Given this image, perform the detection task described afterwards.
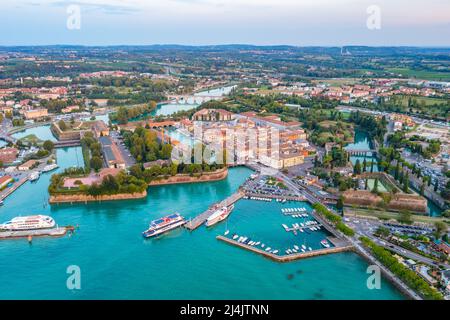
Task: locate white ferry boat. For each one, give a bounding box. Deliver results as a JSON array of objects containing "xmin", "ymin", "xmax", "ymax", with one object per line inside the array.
[
  {"xmin": 0, "ymin": 215, "xmax": 55, "ymax": 231},
  {"xmin": 142, "ymin": 213, "xmax": 186, "ymax": 238},
  {"xmin": 205, "ymin": 204, "xmax": 234, "ymax": 227},
  {"xmin": 28, "ymin": 171, "xmax": 40, "ymax": 182},
  {"xmin": 42, "ymin": 164, "xmax": 59, "ymax": 172}
]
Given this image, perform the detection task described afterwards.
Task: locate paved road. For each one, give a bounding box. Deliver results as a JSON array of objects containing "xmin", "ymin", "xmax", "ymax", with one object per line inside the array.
[{"xmin": 346, "ymin": 216, "xmax": 450, "ymax": 269}]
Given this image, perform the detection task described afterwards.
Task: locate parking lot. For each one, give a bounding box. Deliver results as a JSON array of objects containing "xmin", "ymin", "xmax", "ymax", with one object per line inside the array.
[{"xmin": 109, "ymin": 130, "xmax": 136, "ymax": 168}]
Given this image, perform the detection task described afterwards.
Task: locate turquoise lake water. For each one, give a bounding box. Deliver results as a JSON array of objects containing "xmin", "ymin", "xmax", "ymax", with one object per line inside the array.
[
  {"xmin": 0, "ymin": 144, "xmax": 404, "ymax": 299},
  {"xmin": 11, "ymin": 125, "xmax": 57, "ymax": 142}
]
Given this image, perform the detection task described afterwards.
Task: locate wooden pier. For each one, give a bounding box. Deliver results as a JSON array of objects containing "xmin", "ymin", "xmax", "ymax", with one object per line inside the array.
[
  {"xmin": 217, "ymin": 235, "xmax": 353, "ymax": 262},
  {"xmin": 0, "ymin": 226, "xmax": 74, "ymax": 240},
  {"xmin": 185, "ymin": 191, "xmax": 244, "ymax": 230}
]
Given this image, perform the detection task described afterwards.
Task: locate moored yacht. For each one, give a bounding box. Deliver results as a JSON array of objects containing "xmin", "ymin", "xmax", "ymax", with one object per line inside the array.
[
  {"xmin": 28, "ymin": 171, "xmax": 40, "ymax": 182},
  {"xmin": 42, "ymin": 164, "xmax": 59, "ymax": 172},
  {"xmin": 205, "ymin": 205, "xmax": 234, "ymax": 227}
]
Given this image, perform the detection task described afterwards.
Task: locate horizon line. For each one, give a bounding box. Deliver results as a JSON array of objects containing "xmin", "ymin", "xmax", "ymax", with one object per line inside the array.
[{"xmin": 1, "ymin": 43, "xmax": 450, "ymax": 49}]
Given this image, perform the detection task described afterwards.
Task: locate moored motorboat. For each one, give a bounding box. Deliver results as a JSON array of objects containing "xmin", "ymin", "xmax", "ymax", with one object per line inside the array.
[
  {"xmin": 321, "ymin": 239, "xmax": 330, "ymax": 248},
  {"xmin": 28, "ymin": 171, "xmax": 40, "ymax": 182}
]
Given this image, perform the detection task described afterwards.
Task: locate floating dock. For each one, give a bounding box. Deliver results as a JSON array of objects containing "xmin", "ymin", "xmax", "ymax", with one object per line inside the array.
[
  {"xmin": 0, "ymin": 226, "xmax": 74, "ymax": 240},
  {"xmin": 217, "ymin": 235, "xmax": 353, "ymax": 262},
  {"xmin": 185, "ymin": 191, "xmax": 244, "ymax": 230}
]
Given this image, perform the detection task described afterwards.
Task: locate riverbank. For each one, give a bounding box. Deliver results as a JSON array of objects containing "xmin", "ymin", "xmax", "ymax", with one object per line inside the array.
[
  {"xmin": 49, "ymin": 190, "xmax": 147, "ymax": 204},
  {"xmin": 148, "ymin": 167, "xmax": 228, "ymax": 186}
]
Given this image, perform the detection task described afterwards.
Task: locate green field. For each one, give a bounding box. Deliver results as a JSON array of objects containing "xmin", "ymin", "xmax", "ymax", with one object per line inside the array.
[
  {"xmin": 367, "ymin": 179, "xmax": 389, "ymax": 192},
  {"xmin": 387, "ymin": 68, "xmax": 450, "ymax": 81},
  {"xmin": 346, "ymin": 208, "xmax": 449, "ymax": 225},
  {"xmin": 19, "ymin": 134, "xmax": 43, "ymax": 145},
  {"xmin": 398, "ymin": 95, "xmax": 449, "ymax": 107}
]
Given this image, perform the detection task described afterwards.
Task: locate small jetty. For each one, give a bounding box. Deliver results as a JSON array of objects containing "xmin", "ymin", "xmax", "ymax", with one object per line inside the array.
[
  {"xmin": 217, "ymin": 235, "xmax": 353, "ymax": 262},
  {"xmin": 0, "ymin": 226, "xmax": 74, "ymax": 240},
  {"xmin": 185, "ymin": 191, "xmax": 244, "ymax": 230}
]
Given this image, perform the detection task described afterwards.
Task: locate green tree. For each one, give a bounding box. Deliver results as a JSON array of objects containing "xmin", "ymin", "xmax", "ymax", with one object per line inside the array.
[
  {"xmin": 373, "ymin": 178, "xmax": 379, "ymax": 193},
  {"xmin": 394, "ymin": 162, "xmax": 400, "ymax": 180},
  {"xmin": 116, "ymin": 106, "xmax": 128, "ymax": 125},
  {"xmin": 434, "ymin": 222, "xmax": 448, "ymax": 239},
  {"xmin": 58, "ymin": 120, "xmax": 67, "ymax": 131},
  {"xmin": 336, "ymin": 196, "xmax": 344, "ymax": 211},
  {"xmin": 375, "ymin": 226, "xmax": 390, "ymax": 238},
  {"xmin": 43, "ymin": 140, "xmax": 54, "ymax": 152},
  {"xmin": 90, "ymin": 156, "xmax": 103, "ymax": 172},
  {"xmin": 354, "ymin": 159, "xmax": 361, "ymax": 175},
  {"xmin": 398, "ymin": 210, "xmax": 413, "ymax": 225},
  {"xmin": 403, "ymin": 172, "xmax": 409, "ymax": 193}
]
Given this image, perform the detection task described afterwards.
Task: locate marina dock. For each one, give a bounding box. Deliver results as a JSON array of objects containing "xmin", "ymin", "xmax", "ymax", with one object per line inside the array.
[
  {"xmin": 244, "ymin": 193, "xmax": 306, "ymax": 202},
  {"xmin": 217, "ymin": 235, "xmax": 353, "ymax": 262},
  {"xmin": 185, "ymin": 190, "xmax": 244, "ymax": 230},
  {"xmin": 0, "ymin": 226, "xmax": 74, "ymax": 240}
]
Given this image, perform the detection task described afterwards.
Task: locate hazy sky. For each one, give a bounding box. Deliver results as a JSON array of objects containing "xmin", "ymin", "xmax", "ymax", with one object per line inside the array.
[{"xmin": 1, "ymin": 0, "xmax": 449, "ymax": 46}]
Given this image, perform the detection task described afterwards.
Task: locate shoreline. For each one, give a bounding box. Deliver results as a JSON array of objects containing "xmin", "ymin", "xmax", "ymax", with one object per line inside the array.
[
  {"xmin": 49, "ymin": 190, "xmax": 147, "ymax": 204},
  {"xmin": 353, "ymin": 243, "xmax": 420, "ymax": 300},
  {"xmin": 148, "ymin": 167, "xmax": 228, "ymax": 186}
]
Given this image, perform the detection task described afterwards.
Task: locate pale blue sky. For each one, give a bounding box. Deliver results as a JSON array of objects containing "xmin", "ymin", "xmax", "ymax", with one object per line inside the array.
[{"xmin": 1, "ymin": 0, "xmax": 449, "ymax": 46}]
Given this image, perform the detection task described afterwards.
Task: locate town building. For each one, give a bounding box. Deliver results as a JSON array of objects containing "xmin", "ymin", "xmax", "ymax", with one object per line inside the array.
[
  {"xmin": 17, "ymin": 159, "xmax": 38, "ymax": 171},
  {"xmin": 192, "ymin": 108, "xmax": 234, "ymax": 122},
  {"xmin": 61, "ymin": 105, "xmax": 80, "ymax": 113},
  {"xmin": 23, "ymin": 108, "xmax": 48, "ymax": 120},
  {"xmin": 92, "ymin": 120, "xmax": 110, "ymax": 138},
  {"xmin": 0, "ymin": 148, "xmax": 19, "ymax": 164},
  {"xmin": 99, "ymin": 136, "xmax": 126, "ymax": 169}
]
